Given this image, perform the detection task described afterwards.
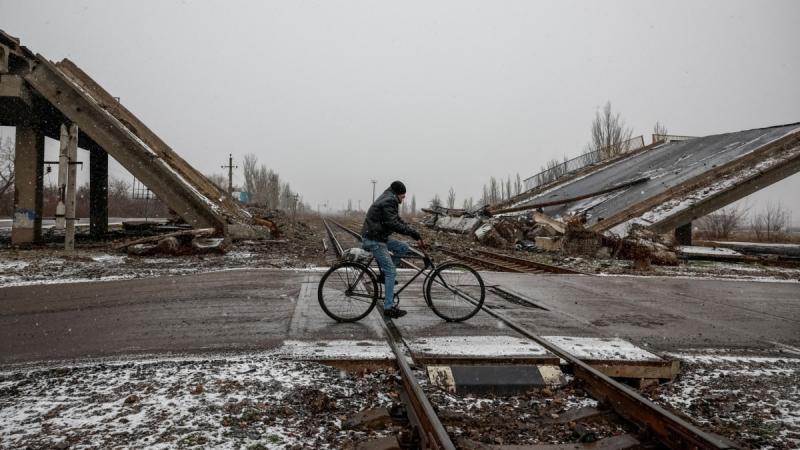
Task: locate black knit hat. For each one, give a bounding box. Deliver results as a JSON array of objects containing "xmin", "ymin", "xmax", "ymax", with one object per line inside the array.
[{"xmin": 390, "ymin": 181, "xmax": 407, "ymax": 195}]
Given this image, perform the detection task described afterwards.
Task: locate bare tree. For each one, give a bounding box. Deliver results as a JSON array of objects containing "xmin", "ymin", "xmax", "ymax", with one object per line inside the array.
[
  {"xmin": 653, "ymin": 121, "xmax": 668, "ymax": 143},
  {"xmin": 514, "ymin": 173, "xmax": 522, "ymax": 195},
  {"xmin": 697, "ymin": 205, "xmax": 748, "ymax": 239},
  {"xmin": 589, "ymin": 101, "xmax": 633, "ymax": 159},
  {"xmin": 410, "ymin": 195, "xmax": 417, "ymax": 216},
  {"xmin": 462, "ymin": 197, "xmax": 474, "ymax": 210},
  {"xmin": 108, "ymin": 177, "xmax": 130, "ymax": 202},
  {"xmin": 429, "ymin": 194, "xmax": 442, "ymax": 209},
  {"xmin": 0, "ymin": 136, "xmax": 14, "ymax": 197},
  {"xmin": 206, "ymin": 173, "xmax": 228, "ymax": 191},
  {"xmin": 243, "ymin": 153, "xmax": 297, "ymax": 209},
  {"xmin": 446, "ymin": 187, "xmax": 456, "ymax": 209},
  {"xmin": 489, "ymin": 177, "xmax": 499, "ymax": 205},
  {"xmin": 751, "ymin": 202, "xmax": 790, "ymax": 242}
]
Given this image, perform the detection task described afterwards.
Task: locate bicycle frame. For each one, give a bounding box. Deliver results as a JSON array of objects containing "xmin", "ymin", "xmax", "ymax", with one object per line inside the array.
[{"xmin": 353, "ymin": 250, "xmax": 434, "ymax": 303}]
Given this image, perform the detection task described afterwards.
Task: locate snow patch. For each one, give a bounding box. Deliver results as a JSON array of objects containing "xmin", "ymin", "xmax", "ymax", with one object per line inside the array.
[
  {"xmin": 407, "ymin": 335, "xmax": 551, "ymax": 357},
  {"xmin": 543, "ymin": 336, "xmax": 663, "ymax": 361}
]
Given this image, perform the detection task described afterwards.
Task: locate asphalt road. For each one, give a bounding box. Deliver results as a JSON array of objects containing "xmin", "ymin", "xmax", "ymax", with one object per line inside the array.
[{"xmin": 1, "ymin": 270, "xmax": 798, "ymax": 366}]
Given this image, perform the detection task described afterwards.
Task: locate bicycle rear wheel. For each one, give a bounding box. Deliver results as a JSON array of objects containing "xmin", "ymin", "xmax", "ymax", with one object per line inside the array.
[
  {"xmin": 425, "ymin": 262, "xmax": 485, "ymax": 322},
  {"xmin": 318, "ymin": 262, "xmax": 379, "ymax": 322}
]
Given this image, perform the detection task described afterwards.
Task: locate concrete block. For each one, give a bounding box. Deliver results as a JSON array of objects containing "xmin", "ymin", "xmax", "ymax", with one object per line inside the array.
[
  {"xmin": 225, "ymin": 223, "xmax": 272, "ymax": 240},
  {"xmin": 533, "ymin": 211, "xmax": 566, "ymax": 234},
  {"xmin": 535, "ymin": 236, "xmax": 563, "ymax": 252},
  {"xmin": 435, "ymin": 216, "xmax": 482, "ymax": 234},
  {"xmin": 475, "ymin": 223, "xmax": 507, "ymax": 248}
]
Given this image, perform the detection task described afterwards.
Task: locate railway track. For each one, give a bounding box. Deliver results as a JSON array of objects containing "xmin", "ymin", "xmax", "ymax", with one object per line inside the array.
[
  {"xmin": 321, "ymin": 217, "xmax": 734, "ymax": 449},
  {"xmin": 439, "ymin": 247, "xmax": 580, "ymax": 274},
  {"xmin": 322, "ymin": 218, "xmax": 456, "ymax": 449}
]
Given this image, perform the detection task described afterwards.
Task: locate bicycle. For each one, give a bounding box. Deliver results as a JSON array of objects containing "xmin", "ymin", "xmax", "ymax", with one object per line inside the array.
[{"xmin": 317, "ymin": 245, "xmax": 485, "ymax": 322}]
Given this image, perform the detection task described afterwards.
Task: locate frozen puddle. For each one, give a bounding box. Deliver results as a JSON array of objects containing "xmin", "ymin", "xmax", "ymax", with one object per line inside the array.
[
  {"xmin": 543, "ymin": 336, "xmax": 664, "ymax": 362},
  {"xmin": 277, "ymin": 339, "xmax": 393, "ymax": 360}
]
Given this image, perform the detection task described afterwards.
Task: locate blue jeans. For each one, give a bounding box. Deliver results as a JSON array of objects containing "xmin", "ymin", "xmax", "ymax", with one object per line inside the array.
[{"xmin": 362, "ymin": 238, "xmax": 409, "ymax": 309}]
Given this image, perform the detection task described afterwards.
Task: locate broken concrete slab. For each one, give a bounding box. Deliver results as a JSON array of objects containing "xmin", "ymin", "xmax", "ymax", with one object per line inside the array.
[
  {"xmin": 475, "ymin": 222, "xmax": 508, "ymax": 248},
  {"xmin": 532, "ymin": 211, "xmax": 566, "ymax": 234},
  {"xmin": 435, "ymin": 215, "xmax": 483, "ymax": 234},
  {"xmin": 535, "ymin": 236, "xmax": 563, "ymax": 252},
  {"xmin": 225, "ymin": 223, "xmax": 273, "ymax": 241}
]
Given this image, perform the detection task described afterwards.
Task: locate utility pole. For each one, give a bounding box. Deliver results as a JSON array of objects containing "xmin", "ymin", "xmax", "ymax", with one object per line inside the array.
[
  {"xmin": 221, "ymin": 154, "xmax": 237, "ymax": 195},
  {"xmin": 292, "ymin": 193, "xmax": 299, "ymax": 220},
  {"xmin": 371, "ymin": 179, "xmax": 377, "ymax": 202}
]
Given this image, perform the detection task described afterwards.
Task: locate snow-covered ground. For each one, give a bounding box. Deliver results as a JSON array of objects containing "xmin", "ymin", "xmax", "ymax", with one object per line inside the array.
[
  {"xmin": 654, "ymin": 351, "xmax": 800, "ymax": 448},
  {"xmin": 0, "ymin": 352, "xmax": 399, "ymax": 449}
]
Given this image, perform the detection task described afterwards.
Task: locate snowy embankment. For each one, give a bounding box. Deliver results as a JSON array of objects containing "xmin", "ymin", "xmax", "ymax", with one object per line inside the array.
[{"xmin": 0, "ymin": 352, "xmax": 397, "ymax": 449}]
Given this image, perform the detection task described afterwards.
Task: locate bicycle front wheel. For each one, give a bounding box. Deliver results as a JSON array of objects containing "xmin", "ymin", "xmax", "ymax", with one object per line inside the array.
[
  {"xmin": 425, "ymin": 262, "xmax": 485, "ymax": 322},
  {"xmin": 318, "ymin": 262, "xmax": 379, "ymax": 322}
]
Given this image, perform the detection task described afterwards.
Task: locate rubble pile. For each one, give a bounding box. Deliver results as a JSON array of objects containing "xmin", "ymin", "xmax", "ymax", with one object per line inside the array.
[
  {"xmin": 118, "ymin": 228, "xmax": 231, "ymax": 256},
  {"xmin": 423, "ymin": 211, "xmax": 678, "ymax": 267}
]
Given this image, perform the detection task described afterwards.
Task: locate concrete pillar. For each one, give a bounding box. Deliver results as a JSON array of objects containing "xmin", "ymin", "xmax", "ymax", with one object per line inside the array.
[
  {"xmin": 674, "ymin": 221, "xmax": 692, "ymax": 246},
  {"xmin": 64, "ymin": 124, "xmax": 79, "ymax": 251},
  {"xmin": 89, "ymin": 145, "xmax": 108, "ymax": 238},
  {"xmin": 11, "ymin": 126, "xmax": 44, "ymax": 244}
]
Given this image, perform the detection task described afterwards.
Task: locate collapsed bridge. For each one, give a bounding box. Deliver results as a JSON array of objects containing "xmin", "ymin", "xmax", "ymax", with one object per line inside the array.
[
  {"xmin": 0, "ymin": 30, "xmax": 257, "ymax": 245},
  {"xmin": 489, "ymin": 122, "xmax": 800, "ymax": 244}
]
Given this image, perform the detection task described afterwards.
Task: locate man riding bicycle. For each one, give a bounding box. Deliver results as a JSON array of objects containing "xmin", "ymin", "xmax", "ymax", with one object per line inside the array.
[{"xmin": 361, "ymin": 181, "xmax": 423, "ymax": 319}]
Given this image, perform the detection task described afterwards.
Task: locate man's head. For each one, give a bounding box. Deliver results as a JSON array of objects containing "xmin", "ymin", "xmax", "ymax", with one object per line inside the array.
[{"xmin": 390, "ymin": 181, "xmax": 406, "ymax": 203}]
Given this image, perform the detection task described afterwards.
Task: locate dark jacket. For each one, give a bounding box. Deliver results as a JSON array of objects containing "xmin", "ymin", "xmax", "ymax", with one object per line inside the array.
[{"xmin": 361, "ymin": 189, "xmax": 420, "ymax": 242}]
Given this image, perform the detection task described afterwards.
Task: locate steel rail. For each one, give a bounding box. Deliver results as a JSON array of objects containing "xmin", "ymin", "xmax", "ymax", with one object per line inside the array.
[
  {"xmin": 320, "ymin": 217, "xmax": 456, "ymax": 449},
  {"xmin": 322, "ymin": 219, "xmax": 733, "ymax": 448},
  {"xmin": 472, "ymin": 249, "xmax": 582, "ymax": 274},
  {"xmin": 439, "ymin": 248, "xmax": 526, "ymax": 273},
  {"xmin": 321, "ymin": 218, "xmax": 343, "ymax": 257},
  {"xmin": 457, "ymin": 291, "xmax": 735, "ymax": 449}
]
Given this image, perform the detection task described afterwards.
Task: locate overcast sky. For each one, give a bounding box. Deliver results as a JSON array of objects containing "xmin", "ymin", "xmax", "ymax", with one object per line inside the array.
[{"xmin": 2, "ymin": 0, "xmax": 799, "ymax": 218}]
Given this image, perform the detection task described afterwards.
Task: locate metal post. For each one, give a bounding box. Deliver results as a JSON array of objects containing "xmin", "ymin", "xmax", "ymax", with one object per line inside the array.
[
  {"xmin": 64, "ymin": 123, "xmax": 79, "ymax": 251},
  {"xmin": 371, "ymin": 179, "xmax": 376, "ymax": 202},
  {"xmin": 55, "ymin": 125, "xmax": 69, "ymax": 230}
]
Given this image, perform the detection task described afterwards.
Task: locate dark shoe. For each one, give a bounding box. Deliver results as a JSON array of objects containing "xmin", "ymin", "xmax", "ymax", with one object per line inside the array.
[{"xmin": 384, "ymin": 307, "xmax": 407, "ymax": 319}]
